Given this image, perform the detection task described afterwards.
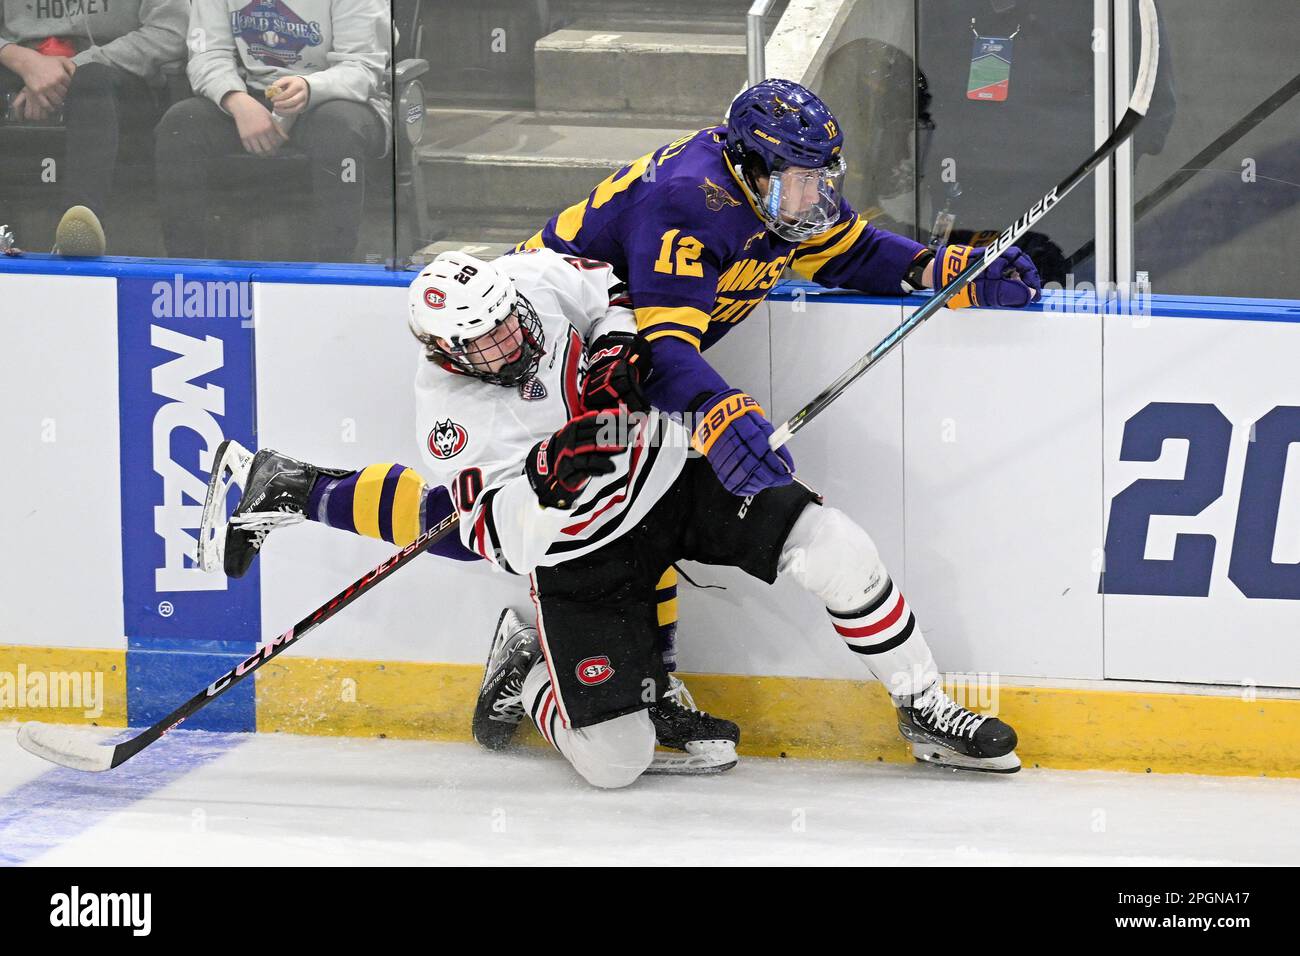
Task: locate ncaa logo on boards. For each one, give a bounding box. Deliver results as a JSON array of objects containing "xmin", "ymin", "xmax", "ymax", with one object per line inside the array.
[
  {"xmin": 424, "ymin": 287, "xmax": 446, "ymax": 310},
  {"xmin": 149, "ymin": 321, "xmax": 228, "ymax": 593},
  {"xmin": 576, "ymin": 656, "xmax": 615, "ymax": 686}
]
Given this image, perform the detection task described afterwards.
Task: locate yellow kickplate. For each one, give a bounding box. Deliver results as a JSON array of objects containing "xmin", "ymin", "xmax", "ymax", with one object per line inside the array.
[
  {"xmin": 255, "ymin": 657, "xmax": 1300, "ymax": 778},
  {"xmin": 0, "ymin": 644, "xmax": 126, "ymax": 727}
]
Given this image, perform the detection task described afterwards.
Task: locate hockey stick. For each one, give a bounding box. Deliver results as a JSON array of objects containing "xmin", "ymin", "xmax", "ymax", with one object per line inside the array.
[
  {"xmin": 17, "ymin": 511, "xmax": 460, "ymax": 772},
  {"xmin": 769, "ymin": 0, "xmax": 1161, "ymax": 450}
]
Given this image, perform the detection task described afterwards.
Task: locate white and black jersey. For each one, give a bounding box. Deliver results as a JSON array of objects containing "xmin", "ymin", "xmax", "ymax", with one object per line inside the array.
[{"xmin": 414, "ymin": 248, "xmax": 689, "ymax": 574}]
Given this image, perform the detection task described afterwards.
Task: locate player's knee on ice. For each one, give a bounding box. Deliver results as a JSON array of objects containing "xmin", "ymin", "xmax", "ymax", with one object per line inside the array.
[
  {"xmin": 566, "ymin": 711, "xmax": 656, "ymax": 790},
  {"xmin": 779, "ymin": 505, "xmax": 888, "ymax": 612}
]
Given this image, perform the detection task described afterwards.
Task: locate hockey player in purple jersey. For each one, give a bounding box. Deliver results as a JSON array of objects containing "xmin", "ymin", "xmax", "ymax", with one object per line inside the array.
[
  {"xmin": 519, "ymin": 78, "xmax": 1041, "ymax": 497},
  {"xmin": 513, "ymin": 79, "xmax": 1039, "ymax": 767}
]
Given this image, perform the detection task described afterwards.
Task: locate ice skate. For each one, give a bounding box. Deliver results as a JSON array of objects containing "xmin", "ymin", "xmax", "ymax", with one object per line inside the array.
[
  {"xmin": 472, "ymin": 608, "xmax": 539, "ymax": 751},
  {"xmin": 895, "ymin": 681, "xmax": 1020, "ymax": 773},
  {"xmin": 645, "ymin": 674, "xmax": 740, "ymax": 775},
  {"xmin": 198, "ymin": 440, "xmax": 349, "ymax": 578}
]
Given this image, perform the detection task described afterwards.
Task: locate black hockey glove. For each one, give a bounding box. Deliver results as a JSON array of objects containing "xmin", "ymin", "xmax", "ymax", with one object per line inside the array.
[
  {"xmin": 526, "ymin": 409, "xmax": 629, "ymax": 509},
  {"xmin": 582, "ymin": 332, "xmax": 653, "ymax": 413}
]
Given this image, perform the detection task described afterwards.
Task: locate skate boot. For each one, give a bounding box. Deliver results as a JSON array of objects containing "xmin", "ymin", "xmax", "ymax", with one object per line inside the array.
[
  {"xmin": 472, "ymin": 608, "xmax": 539, "ymax": 751},
  {"xmin": 645, "ymin": 674, "xmax": 740, "ymax": 775},
  {"xmin": 894, "ymin": 680, "xmax": 1020, "ymax": 773},
  {"xmin": 198, "ymin": 440, "xmax": 350, "ymax": 578}
]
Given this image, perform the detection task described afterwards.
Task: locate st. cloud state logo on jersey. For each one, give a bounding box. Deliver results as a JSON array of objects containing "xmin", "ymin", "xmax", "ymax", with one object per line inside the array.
[
  {"xmin": 428, "ymin": 419, "xmax": 468, "ymax": 459},
  {"xmin": 575, "ymin": 656, "xmax": 615, "ymax": 686}
]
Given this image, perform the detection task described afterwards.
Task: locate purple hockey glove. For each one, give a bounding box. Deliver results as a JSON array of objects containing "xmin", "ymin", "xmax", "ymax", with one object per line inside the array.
[
  {"xmin": 691, "ymin": 389, "xmax": 794, "ymax": 497},
  {"xmin": 934, "ymin": 243, "xmax": 1042, "ymax": 308}
]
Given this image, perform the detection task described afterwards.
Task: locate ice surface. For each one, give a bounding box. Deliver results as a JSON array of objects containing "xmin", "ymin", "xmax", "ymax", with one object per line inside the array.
[{"xmin": 2, "ymin": 724, "xmax": 1296, "ymax": 866}]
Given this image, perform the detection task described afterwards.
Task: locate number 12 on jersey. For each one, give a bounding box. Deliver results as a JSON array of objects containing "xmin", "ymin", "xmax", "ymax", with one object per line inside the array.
[{"xmin": 654, "ymin": 229, "xmax": 705, "ymax": 278}]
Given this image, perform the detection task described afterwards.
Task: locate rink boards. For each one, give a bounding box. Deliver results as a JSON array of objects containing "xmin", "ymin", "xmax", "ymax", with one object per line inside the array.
[{"xmin": 1, "ymin": 257, "xmax": 1298, "ymax": 776}]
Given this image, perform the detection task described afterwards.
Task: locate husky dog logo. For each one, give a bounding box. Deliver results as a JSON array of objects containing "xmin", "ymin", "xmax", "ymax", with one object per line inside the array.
[
  {"xmin": 427, "ymin": 419, "xmax": 468, "ymax": 459},
  {"xmin": 575, "ymin": 656, "xmax": 615, "ymax": 686},
  {"xmin": 700, "ymin": 177, "xmax": 741, "ymax": 212}
]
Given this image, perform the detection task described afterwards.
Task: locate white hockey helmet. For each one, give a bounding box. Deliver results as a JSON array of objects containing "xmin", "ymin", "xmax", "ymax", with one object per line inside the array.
[{"xmin": 407, "ymin": 251, "xmax": 544, "ymax": 386}]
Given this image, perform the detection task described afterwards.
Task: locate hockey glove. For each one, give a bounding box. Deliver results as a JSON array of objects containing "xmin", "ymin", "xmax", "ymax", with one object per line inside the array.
[
  {"xmin": 526, "ymin": 409, "xmax": 629, "ymax": 509},
  {"xmin": 692, "ymin": 389, "xmax": 794, "ymax": 497},
  {"xmin": 931, "ymin": 244, "xmax": 1042, "ymax": 308},
  {"xmin": 583, "ymin": 332, "xmax": 653, "ymax": 413}
]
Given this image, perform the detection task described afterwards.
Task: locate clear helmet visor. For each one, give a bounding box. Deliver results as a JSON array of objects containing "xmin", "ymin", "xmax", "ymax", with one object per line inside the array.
[{"xmin": 762, "ymin": 156, "xmax": 847, "ymax": 242}]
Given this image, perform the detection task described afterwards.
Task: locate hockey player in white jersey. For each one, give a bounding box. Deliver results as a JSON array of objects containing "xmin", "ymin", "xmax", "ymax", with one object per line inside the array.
[
  {"xmin": 206, "ymin": 248, "xmax": 1020, "ymax": 785},
  {"xmin": 200, "ymin": 247, "xmax": 741, "ymax": 772}
]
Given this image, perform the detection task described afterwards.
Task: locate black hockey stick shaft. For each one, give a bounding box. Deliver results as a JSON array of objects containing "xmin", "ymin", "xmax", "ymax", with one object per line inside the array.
[
  {"xmin": 104, "ymin": 512, "xmax": 460, "ymax": 769},
  {"xmin": 1066, "ymin": 69, "xmax": 1300, "ymax": 270},
  {"xmin": 770, "ymin": 0, "xmax": 1160, "ymax": 451}
]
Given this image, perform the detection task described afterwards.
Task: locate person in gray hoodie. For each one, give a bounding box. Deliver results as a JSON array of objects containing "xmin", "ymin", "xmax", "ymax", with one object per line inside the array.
[
  {"xmin": 155, "ymin": 0, "xmax": 391, "ymax": 262},
  {"xmin": 0, "ymin": 0, "xmax": 187, "ymax": 245}
]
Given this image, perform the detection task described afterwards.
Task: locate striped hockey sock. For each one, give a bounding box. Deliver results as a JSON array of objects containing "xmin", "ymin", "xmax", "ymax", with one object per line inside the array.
[
  {"xmin": 305, "ymin": 463, "xmax": 478, "ymax": 561},
  {"xmin": 829, "ymin": 576, "xmax": 937, "ymax": 698},
  {"xmin": 307, "ymin": 463, "xmax": 426, "ymax": 545},
  {"xmin": 655, "ymin": 566, "xmax": 679, "ymax": 672},
  {"xmin": 522, "ymin": 658, "xmax": 566, "ymax": 755}
]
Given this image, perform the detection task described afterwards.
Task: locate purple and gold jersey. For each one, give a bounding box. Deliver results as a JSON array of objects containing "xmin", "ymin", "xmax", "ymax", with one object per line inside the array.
[{"xmin": 517, "ymin": 126, "xmax": 926, "ymax": 412}]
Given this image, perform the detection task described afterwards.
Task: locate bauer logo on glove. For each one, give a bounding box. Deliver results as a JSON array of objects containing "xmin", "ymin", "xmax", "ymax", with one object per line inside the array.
[
  {"xmin": 692, "ymin": 391, "xmax": 763, "ymax": 455},
  {"xmin": 932, "ymin": 243, "xmax": 1042, "ymax": 309},
  {"xmin": 690, "ymin": 389, "xmax": 794, "ymax": 497}
]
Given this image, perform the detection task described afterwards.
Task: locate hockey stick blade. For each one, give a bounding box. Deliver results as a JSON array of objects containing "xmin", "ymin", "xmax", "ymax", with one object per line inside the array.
[
  {"xmin": 15, "ymin": 511, "xmax": 461, "ymax": 772},
  {"xmin": 17, "ymin": 721, "xmax": 115, "ymax": 772},
  {"xmin": 770, "ymin": 0, "xmax": 1159, "ymax": 451}
]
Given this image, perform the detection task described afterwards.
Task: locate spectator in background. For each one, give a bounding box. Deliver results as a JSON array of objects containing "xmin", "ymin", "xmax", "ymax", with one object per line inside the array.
[
  {"xmin": 155, "ymin": 0, "xmax": 391, "ymax": 262},
  {"xmin": 0, "ymin": 0, "xmax": 187, "ymax": 252}
]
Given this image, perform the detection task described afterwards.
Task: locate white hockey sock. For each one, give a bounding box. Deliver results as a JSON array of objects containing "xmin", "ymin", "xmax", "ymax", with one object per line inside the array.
[{"xmin": 780, "ymin": 504, "xmax": 938, "ymax": 698}]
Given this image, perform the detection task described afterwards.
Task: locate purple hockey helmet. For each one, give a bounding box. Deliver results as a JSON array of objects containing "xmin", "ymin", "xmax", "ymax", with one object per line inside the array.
[{"xmin": 724, "ymin": 79, "xmax": 846, "ymax": 241}]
